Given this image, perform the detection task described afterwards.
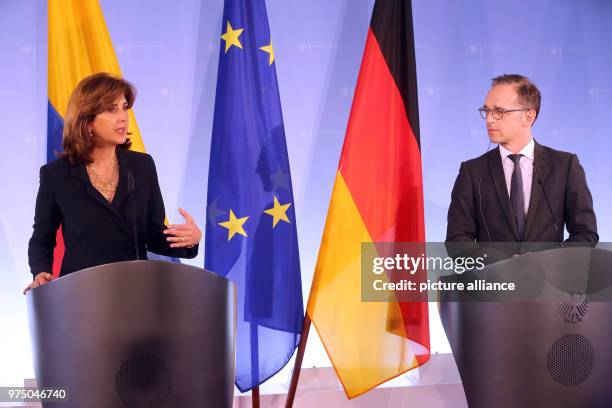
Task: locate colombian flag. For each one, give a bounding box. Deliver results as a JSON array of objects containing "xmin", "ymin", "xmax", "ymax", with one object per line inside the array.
[
  {"xmin": 47, "ymin": 0, "xmax": 145, "ymax": 276},
  {"xmin": 306, "ymin": 0, "xmax": 430, "ymax": 398}
]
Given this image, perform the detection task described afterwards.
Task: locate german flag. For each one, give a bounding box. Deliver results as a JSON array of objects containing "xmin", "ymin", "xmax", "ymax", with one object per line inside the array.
[{"xmin": 306, "ymin": 0, "xmax": 430, "ymax": 398}]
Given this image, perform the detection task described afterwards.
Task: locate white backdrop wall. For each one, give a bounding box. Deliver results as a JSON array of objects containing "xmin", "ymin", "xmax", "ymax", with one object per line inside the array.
[{"xmin": 1, "ymin": 0, "xmax": 611, "ymax": 389}]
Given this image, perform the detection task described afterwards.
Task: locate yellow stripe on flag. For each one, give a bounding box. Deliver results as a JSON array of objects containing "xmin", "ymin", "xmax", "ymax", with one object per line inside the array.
[
  {"xmin": 307, "ymin": 173, "xmax": 421, "ymax": 398},
  {"xmin": 48, "ymin": 0, "xmax": 145, "ymax": 152}
]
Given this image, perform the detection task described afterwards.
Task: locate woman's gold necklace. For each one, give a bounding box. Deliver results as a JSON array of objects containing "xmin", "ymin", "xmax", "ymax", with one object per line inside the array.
[{"xmin": 86, "ymin": 154, "xmax": 119, "ymax": 203}]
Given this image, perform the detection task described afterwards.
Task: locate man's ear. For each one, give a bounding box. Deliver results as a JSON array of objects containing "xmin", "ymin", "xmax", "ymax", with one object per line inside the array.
[{"xmin": 524, "ymin": 110, "xmax": 537, "ymax": 127}]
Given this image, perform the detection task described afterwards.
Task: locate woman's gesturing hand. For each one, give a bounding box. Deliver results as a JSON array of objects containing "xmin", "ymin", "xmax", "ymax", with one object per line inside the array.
[
  {"xmin": 23, "ymin": 272, "xmax": 54, "ymax": 295},
  {"xmin": 163, "ymin": 207, "xmax": 202, "ymax": 248}
]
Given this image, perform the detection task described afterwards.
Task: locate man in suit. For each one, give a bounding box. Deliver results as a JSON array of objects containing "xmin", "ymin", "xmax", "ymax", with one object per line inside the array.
[{"xmin": 446, "ymin": 74, "xmax": 598, "ymax": 246}]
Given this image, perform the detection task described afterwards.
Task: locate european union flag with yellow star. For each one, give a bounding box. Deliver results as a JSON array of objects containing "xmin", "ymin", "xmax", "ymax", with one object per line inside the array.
[{"xmin": 205, "ymin": 0, "xmax": 304, "ymax": 392}]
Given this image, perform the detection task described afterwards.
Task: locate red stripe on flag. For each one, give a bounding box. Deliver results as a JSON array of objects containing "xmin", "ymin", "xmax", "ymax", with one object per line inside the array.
[
  {"xmin": 52, "ymin": 226, "xmax": 64, "ymax": 278},
  {"xmin": 337, "ymin": 28, "xmax": 429, "ymax": 352},
  {"xmin": 339, "ymin": 28, "xmax": 425, "ymax": 243}
]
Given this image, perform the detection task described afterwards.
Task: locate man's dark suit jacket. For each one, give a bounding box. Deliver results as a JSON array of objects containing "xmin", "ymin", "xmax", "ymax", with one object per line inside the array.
[
  {"xmin": 446, "ymin": 140, "xmax": 598, "ymax": 244},
  {"xmin": 28, "ymin": 148, "xmax": 198, "ymax": 277}
]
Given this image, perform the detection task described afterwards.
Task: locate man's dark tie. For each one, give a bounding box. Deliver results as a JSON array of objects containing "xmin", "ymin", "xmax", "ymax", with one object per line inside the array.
[{"xmin": 508, "ymin": 154, "xmax": 526, "ymax": 239}]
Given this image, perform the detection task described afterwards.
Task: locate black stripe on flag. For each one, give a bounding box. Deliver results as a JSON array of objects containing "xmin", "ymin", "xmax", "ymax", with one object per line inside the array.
[{"xmin": 369, "ymin": 0, "xmax": 421, "ymax": 148}]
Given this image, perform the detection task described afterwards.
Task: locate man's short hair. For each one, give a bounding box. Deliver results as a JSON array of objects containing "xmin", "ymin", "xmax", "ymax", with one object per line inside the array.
[{"xmin": 492, "ymin": 74, "xmax": 541, "ymax": 120}]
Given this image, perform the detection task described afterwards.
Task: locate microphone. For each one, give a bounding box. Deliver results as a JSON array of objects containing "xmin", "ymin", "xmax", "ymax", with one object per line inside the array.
[
  {"xmin": 532, "ymin": 162, "xmax": 563, "ymax": 244},
  {"xmin": 128, "ymin": 170, "xmax": 140, "ymax": 260}
]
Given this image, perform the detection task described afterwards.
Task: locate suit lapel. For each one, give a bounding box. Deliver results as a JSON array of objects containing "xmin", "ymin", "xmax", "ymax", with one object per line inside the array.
[
  {"xmin": 487, "ymin": 148, "xmax": 520, "ymax": 241},
  {"xmin": 68, "ymin": 151, "xmax": 133, "ymax": 237},
  {"xmin": 69, "ymin": 162, "xmax": 110, "ymax": 211},
  {"xmin": 524, "ymin": 141, "xmax": 548, "ymax": 240}
]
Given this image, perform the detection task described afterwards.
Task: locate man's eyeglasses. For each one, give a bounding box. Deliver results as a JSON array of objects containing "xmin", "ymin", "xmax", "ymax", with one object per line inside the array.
[{"xmin": 478, "ymin": 106, "xmax": 529, "ymax": 120}]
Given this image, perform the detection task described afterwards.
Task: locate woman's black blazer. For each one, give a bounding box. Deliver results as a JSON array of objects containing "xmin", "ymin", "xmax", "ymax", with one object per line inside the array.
[{"xmin": 28, "ymin": 148, "xmax": 198, "ymax": 277}]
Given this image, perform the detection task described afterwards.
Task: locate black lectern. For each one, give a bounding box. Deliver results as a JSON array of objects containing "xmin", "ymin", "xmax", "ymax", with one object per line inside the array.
[
  {"xmin": 27, "ymin": 260, "xmax": 236, "ymax": 408},
  {"xmin": 439, "ymin": 247, "xmax": 612, "ymax": 408}
]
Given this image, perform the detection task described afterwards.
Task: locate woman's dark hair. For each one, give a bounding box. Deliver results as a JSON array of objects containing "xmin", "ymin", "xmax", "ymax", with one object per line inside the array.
[{"xmin": 59, "ymin": 72, "xmax": 135, "ymax": 163}]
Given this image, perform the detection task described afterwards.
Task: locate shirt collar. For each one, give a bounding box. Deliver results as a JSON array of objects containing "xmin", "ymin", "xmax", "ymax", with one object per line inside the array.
[{"xmin": 499, "ymin": 138, "xmax": 535, "ymax": 161}]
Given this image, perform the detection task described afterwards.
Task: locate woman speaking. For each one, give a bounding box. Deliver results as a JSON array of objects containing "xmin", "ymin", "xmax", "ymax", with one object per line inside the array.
[{"xmin": 24, "ymin": 73, "xmax": 201, "ymax": 293}]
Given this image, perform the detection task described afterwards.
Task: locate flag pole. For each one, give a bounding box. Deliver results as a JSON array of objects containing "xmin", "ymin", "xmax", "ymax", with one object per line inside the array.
[
  {"xmin": 251, "ymin": 317, "xmax": 261, "ymax": 408},
  {"xmin": 252, "ymin": 386, "xmax": 260, "ymax": 408},
  {"xmin": 284, "ymin": 314, "xmax": 312, "ymax": 408}
]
